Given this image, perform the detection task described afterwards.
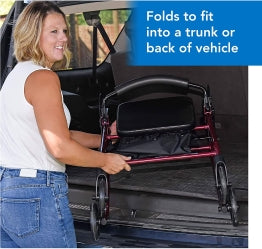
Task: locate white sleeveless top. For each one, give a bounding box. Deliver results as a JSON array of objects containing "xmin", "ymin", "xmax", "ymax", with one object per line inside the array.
[{"xmin": 0, "ymin": 61, "xmax": 71, "ymax": 172}]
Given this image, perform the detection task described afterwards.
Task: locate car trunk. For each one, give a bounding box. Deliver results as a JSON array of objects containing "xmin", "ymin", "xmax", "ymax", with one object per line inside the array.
[
  {"xmin": 61, "ymin": 9, "xmax": 248, "ymax": 244},
  {"xmin": 65, "ymin": 65, "xmax": 248, "ymax": 247}
]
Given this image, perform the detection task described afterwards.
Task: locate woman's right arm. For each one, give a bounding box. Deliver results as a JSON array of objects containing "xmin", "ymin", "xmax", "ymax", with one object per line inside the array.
[{"xmin": 24, "ymin": 70, "xmax": 131, "ymax": 174}]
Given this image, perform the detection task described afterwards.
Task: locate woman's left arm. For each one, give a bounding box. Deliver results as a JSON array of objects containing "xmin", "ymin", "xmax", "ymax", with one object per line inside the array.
[
  {"xmin": 70, "ymin": 121, "xmax": 117, "ymax": 148},
  {"xmin": 70, "ymin": 131, "xmax": 101, "ymax": 149}
]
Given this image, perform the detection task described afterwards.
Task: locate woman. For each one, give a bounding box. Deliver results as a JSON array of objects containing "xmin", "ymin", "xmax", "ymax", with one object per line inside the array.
[{"xmin": 0, "ymin": 1, "xmax": 131, "ymax": 248}]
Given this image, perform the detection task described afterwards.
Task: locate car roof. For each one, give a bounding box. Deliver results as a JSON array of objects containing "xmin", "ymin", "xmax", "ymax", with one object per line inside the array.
[{"xmin": 57, "ymin": 1, "xmax": 129, "ymax": 15}]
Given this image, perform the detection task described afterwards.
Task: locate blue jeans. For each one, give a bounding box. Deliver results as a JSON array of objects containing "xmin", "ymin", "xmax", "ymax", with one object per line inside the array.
[{"xmin": 0, "ymin": 166, "xmax": 77, "ymax": 248}]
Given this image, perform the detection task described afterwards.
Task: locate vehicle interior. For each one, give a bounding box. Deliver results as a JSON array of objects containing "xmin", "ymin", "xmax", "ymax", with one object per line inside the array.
[{"xmin": 0, "ymin": 1, "xmax": 248, "ymax": 247}]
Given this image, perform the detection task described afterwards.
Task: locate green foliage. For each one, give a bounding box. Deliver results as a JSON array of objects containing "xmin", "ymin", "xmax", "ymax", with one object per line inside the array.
[
  {"xmin": 0, "ymin": 0, "xmax": 15, "ymax": 15},
  {"xmin": 0, "ymin": 0, "xmax": 15, "ymax": 27},
  {"xmin": 100, "ymin": 9, "xmax": 131, "ymax": 24},
  {"xmin": 76, "ymin": 14, "xmax": 86, "ymax": 25},
  {"xmin": 73, "ymin": 9, "xmax": 131, "ymax": 26}
]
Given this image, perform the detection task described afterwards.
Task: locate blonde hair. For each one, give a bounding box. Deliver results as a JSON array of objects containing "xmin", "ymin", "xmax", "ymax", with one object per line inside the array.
[{"xmin": 14, "ymin": 1, "xmax": 71, "ymax": 70}]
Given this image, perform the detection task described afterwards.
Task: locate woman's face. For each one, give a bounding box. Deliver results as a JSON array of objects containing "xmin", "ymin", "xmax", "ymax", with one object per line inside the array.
[{"xmin": 39, "ymin": 12, "xmax": 68, "ymax": 68}]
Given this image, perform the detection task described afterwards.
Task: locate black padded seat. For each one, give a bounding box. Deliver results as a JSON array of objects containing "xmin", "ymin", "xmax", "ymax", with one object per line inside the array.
[{"xmin": 117, "ymin": 96, "xmax": 196, "ymax": 136}]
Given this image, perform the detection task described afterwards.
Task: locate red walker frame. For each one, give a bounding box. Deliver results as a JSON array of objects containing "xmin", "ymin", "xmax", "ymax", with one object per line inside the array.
[{"xmin": 90, "ymin": 75, "xmax": 239, "ymax": 241}]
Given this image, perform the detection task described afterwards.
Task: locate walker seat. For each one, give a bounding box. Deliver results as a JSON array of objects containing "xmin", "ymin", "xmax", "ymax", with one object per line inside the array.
[
  {"xmin": 112, "ymin": 96, "xmax": 195, "ymax": 159},
  {"xmin": 117, "ymin": 96, "xmax": 196, "ymax": 137}
]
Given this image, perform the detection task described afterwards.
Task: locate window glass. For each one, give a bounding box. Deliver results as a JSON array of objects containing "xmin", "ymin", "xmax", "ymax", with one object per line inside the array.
[{"xmin": 66, "ymin": 9, "xmax": 131, "ymax": 69}]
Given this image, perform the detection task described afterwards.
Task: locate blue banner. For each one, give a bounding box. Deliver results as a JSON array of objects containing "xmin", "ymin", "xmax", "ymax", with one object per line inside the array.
[{"xmin": 129, "ymin": 1, "xmax": 262, "ymax": 65}]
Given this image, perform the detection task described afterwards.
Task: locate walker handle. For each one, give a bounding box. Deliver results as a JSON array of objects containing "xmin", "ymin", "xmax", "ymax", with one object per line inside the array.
[{"xmin": 114, "ymin": 75, "xmax": 189, "ymax": 96}]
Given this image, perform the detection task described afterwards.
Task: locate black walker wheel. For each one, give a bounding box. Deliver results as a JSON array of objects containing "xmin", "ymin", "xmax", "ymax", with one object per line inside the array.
[
  {"xmin": 217, "ymin": 165, "xmax": 228, "ymax": 207},
  {"xmin": 228, "ymin": 186, "xmax": 239, "ymax": 226},
  {"xmin": 90, "ymin": 202, "xmax": 100, "ymax": 241},
  {"xmin": 98, "ymin": 176, "xmax": 107, "ymax": 218}
]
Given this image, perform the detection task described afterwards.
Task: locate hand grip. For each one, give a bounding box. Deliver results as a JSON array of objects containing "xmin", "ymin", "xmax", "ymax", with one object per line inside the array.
[{"xmin": 114, "ymin": 75, "xmax": 189, "ymax": 96}]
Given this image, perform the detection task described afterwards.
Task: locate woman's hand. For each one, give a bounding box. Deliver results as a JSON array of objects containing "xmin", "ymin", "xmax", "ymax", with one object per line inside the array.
[
  {"xmin": 110, "ymin": 121, "xmax": 117, "ymax": 135},
  {"xmin": 101, "ymin": 153, "xmax": 131, "ymax": 174}
]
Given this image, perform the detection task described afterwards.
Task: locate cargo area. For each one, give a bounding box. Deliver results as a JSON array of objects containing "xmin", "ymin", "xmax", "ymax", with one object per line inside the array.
[{"xmin": 67, "ymin": 137, "xmax": 248, "ymax": 247}]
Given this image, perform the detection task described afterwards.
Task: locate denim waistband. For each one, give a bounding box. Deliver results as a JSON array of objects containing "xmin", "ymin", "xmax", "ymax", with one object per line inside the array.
[{"xmin": 0, "ymin": 166, "xmax": 67, "ymax": 186}]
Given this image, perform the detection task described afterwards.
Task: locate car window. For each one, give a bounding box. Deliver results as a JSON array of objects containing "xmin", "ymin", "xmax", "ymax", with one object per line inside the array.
[{"xmin": 66, "ymin": 9, "xmax": 131, "ymax": 69}]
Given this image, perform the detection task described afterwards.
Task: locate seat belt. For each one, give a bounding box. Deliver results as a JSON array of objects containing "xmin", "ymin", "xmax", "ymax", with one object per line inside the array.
[{"xmin": 83, "ymin": 11, "xmax": 116, "ymax": 88}]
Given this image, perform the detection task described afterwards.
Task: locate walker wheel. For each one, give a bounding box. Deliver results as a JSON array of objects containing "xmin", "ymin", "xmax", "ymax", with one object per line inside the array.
[
  {"xmin": 217, "ymin": 165, "xmax": 228, "ymax": 207},
  {"xmin": 90, "ymin": 202, "xmax": 100, "ymax": 241},
  {"xmin": 228, "ymin": 186, "xmax": 239, "ymax": 226},
  {"xmin": 98, "ymin": 177, "xmax": 107, "ymax": 218}
]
